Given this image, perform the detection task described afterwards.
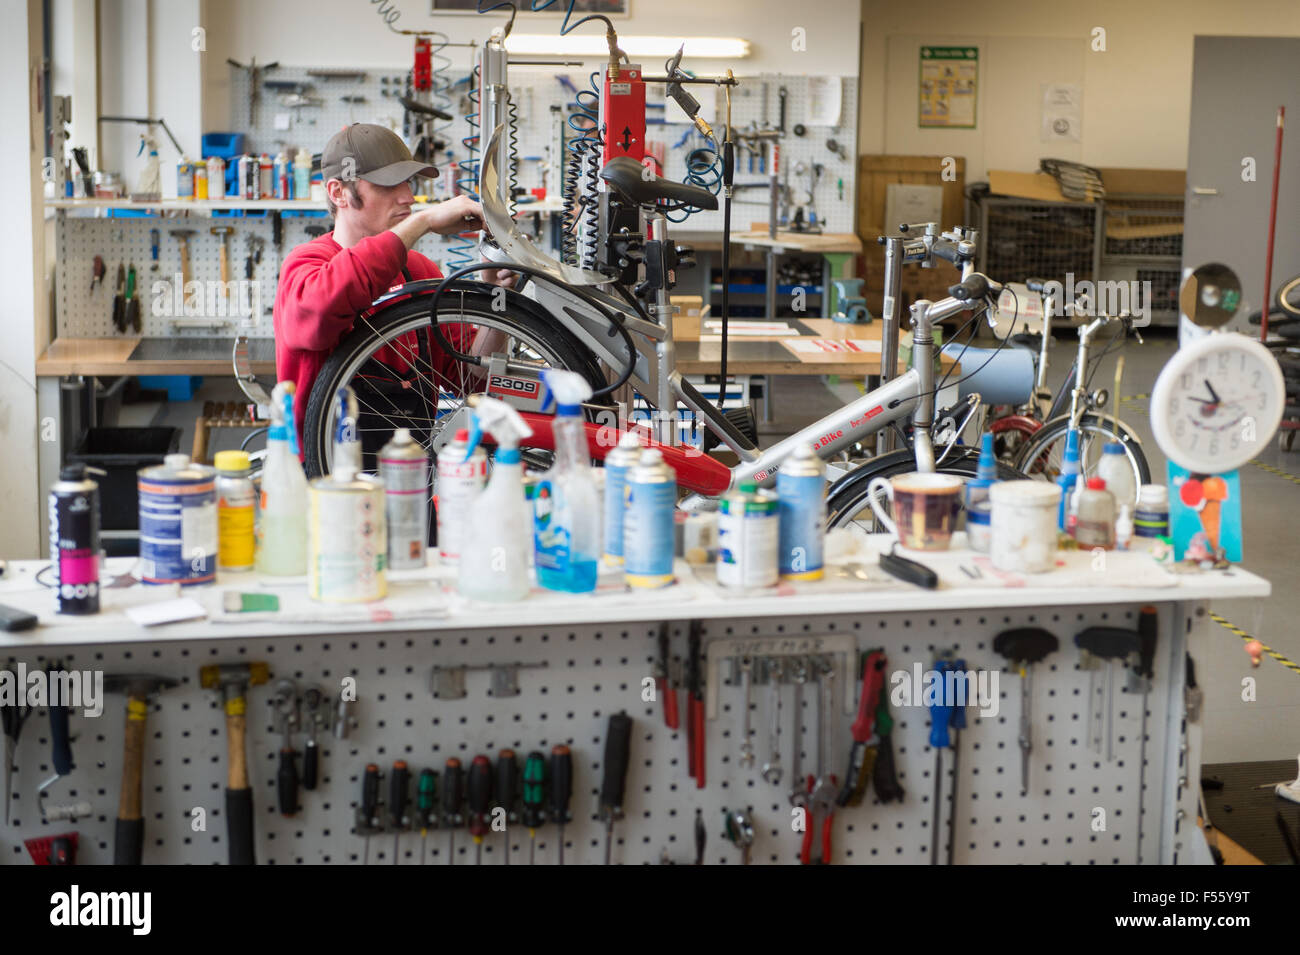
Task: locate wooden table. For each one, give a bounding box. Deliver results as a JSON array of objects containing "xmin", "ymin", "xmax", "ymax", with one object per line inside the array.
[{"xmin": 36, "ymin": 336, "xmax": 277, "ymax": 376}]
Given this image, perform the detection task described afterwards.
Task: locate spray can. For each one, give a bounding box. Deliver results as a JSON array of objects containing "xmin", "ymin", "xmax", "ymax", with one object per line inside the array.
[
  {"xmin": 238, "ymin": 155, "xmax": 255, "ymax": 200},
  {"xmin": 435, "ymin": 428, "xmax": 487, "ymax": 564},
  {"xmin": 602, "ymin": 431, "xmax": 642, "ymax": 565},
  {"xmin": 308, "ymin": 388, "xmax": 387, "ymax": 602},
  {"xmin": 716, "ymin": 481, "xmax": 778, "ymax": 590},
  {"xmin": 207, "ymin": 156, "xmax": 226, "ymax": 200},
  {"xmin": 138, "ymin": 454, "xmax": 217, "ymax": 586},
  {"xmin": 623, "ymin": 449, "xmax": 677, "ymax": 589},
  {"xmin": 273, "ymin": 149, "xmax": 291, "ymax": 200},
  {"xmin": 194, "ymin": 160, "xmax": 208, "ymax": 200},
  {"xmin": 214, "ymin": 450, "xmax": 256, "ymax": 571},
  {"xmin": 258, "ymin": 153, "xmax": 273, "ymax": 199},
  {"xmin": 48, "ymin": 464, "xmax": 101, "ymax": 614},
  {"xmin": 379, "ymin": 428, "xmax": 430, "ymax": 570},
  {"xmin": 177, "ymin": 158, "xmax": 195, "ymax": 200},
  {"xmin": 776, "ymin": 445, "xmax": 825, "ymax": 580}
]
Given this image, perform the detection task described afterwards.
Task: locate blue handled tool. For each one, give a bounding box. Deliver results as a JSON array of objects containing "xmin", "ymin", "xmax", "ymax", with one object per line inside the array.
[
  {"xmin": 927, "ymin": 656, "xmax": 954, "ymax": 865},
  {"xmin": 946, "ymin": 659, "xmax": 968, "ymax": 866}
]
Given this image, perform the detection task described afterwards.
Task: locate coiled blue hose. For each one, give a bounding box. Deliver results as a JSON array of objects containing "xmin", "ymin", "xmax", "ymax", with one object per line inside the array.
[{"xmin": 447, "ymin": 66, "xmax": 481, "ymax": 270}]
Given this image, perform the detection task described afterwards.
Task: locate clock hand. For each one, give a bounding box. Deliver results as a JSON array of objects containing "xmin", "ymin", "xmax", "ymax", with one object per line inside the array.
[{"xmin": 1204, "ymin": 379, "xmax": 1222, "ymax": 405}]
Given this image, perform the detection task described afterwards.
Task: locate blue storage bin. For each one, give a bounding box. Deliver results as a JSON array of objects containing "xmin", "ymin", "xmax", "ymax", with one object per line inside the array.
[{"xmin": 137, "ymin": 375, "xmax": 204, "ymax": 401}]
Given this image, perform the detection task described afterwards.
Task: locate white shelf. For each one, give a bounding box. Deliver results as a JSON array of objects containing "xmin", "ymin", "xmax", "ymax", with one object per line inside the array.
[{"xmin": 46, "ymin": 198, "xmax": 327, "ymax": 212}]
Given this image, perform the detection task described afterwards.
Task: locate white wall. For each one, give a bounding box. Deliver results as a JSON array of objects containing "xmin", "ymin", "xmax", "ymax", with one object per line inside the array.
[{"xmin": 859, "ymin": 0, "xmax": 1300, "ymax": 181}]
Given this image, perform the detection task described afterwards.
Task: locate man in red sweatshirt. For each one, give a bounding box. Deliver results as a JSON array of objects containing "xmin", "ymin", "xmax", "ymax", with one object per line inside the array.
[{"xmin": 274, "ymin": 123, "xmax": 513, "ymax": 464}]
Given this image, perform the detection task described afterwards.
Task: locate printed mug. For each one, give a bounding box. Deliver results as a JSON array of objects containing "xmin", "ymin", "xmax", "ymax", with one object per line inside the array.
[{"xmin": 867, "ymin": 472, "xmax": 964, "ymax": 551}]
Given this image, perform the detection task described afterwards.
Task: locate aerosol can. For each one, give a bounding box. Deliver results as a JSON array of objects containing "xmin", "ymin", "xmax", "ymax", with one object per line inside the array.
[
  {"xmin": 623, "ymin": 449, "xmax": 677, "ymax": 589},
  {"xmin": 48, "ymin": 464, "xmax": 102, "ymax": 614},
  {"xmin": 256, "ymin": 382, "xmax": 309, "ymax": 576},
  {"xmin": 533, "ymin": 370, "xmax": 600, "ymax": 593},
  {"xmin": 458, "ymin": 398, "xmax": 534, "ymax": 602},
  {"xmin": 776, "ymin": 444, "xmax": 825, "ymax": 580},
  {"xmin": 602, "ymin": 431, "xmax": 643, "ymax": 566},
  {"xmin": 436, "ymin": 428, "xmax": 487, "ymax": 565},
  {"xmin": 379, "ymin": 428, "xmax": 430, "ymax": 570},
  {"xmin": 308, "ymin": 387, "xmax": 386, "ymax": 602}
]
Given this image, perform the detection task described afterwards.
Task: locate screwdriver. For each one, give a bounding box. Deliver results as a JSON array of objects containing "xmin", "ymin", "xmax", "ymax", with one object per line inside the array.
[
  {"xmin": 946, "ymin": 659, "xmax": 967, "ymax": 867},
  {"xmin": 521, "ymin": 751, "xmax": 547, "ymax": 865},
  {"xmin": 389, "ymin": 760, "xmax": 410, "ymax": 865},
  {"xmin": 442, "ymin": 757, "xmax": 464, "ymax": 865},
  {"xmin": 495, "ymin": 749, "xmax": 518, "ymax": 865},
  {"xmin": 356, "ymin": 763, "xmax": 381, "ymax": 865},
  {"xmin": 993, "ymin": 628, "xmax": 1060, "ymax": 795},
  {"xmin": 600, "ymin": 713, "xmax": 633, "ymax": 865},
  {"xmin": 872, "ymin": 695, "xmax": 905, "ymax": 803},
  {"xmin": 467, "ymin": 755, "xmax": 493, "ymax": 865},
  {"xmin": 549, "ymin": 745, "xmax": 573, "ymax": 865},
  {"xmin": 927, "ymin": 656, "xmax": 955, "ymax": 867},
  {"xmin": 417, "ymin": 768, "xmax": 437, "ymax": 865},
  {"xmin": 1132, "ymin": 607, "xmax": 1159, "ymax": 863},
  {"xmin": 694, "ymin": 807, "xmax": 706, "ymax": 865},
  {"xmin": 1075, "ymin": 626, "xmax": 1140, "ymax": 762}
]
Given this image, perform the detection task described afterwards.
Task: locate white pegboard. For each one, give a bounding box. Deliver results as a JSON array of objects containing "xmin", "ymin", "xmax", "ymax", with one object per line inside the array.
[{"xmin": 0, "ymin": 601, "xmax": 1192, "ymax": 866}]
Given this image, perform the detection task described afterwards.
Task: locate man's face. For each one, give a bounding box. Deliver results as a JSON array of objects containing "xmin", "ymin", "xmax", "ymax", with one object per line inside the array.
[{"xmin": 333, "ymin": 178, "xmax": 415, "ymax": 237}]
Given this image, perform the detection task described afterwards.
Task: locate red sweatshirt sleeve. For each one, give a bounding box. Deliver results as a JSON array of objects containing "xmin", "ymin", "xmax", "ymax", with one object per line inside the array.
[{"xmin": 276, "ymin": 231, "xmax": 409, "ymax": 352}]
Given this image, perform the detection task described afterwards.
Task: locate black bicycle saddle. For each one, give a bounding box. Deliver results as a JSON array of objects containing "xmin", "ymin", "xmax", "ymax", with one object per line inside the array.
[{"xmin": 599, "ymin": 157, "xmax": 719, "ymax": 211}]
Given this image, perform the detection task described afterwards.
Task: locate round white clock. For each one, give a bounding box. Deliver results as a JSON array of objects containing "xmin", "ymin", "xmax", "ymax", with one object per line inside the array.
[{"xmin": 1150, "ymin": 331, "xmax": 1285, "ymax": 473}]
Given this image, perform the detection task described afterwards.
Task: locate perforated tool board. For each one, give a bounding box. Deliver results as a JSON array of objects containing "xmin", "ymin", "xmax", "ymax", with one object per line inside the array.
[{"xmin": 0, "ymin": 599, "xmax": 1204, "ymax": 866}]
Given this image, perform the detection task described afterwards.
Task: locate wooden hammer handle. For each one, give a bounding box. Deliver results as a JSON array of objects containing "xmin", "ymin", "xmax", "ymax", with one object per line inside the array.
[
  {"xmin": 118, "ymin": 697, "xmax": 148, "ymax": 820},
  {"xmin": 225, "ymin": 697, "xmax": 249, "ymax": 790}
]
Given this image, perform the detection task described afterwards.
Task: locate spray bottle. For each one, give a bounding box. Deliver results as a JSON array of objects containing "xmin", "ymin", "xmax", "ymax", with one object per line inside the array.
[
  {"xmin": 1056, "ymin": 428, "xmax": 1082, "ymax": 532},
  {"xmin": 533, "ymin": 369, "xmax": 600, "ymax": 593},
  {"xmin": 255, "ymin": 382, "xmax": 309, "ymax": 575},
  {"xmin": 134, "ymin": 135, "xmax": 162, "ymax": 202},
  {"xmin": 458, "ymin": 398, "xmax": 534, "ymax": 602},
  {"xmin": 965, "ymin": 432, "xmax": 998, "ymax": 552}
]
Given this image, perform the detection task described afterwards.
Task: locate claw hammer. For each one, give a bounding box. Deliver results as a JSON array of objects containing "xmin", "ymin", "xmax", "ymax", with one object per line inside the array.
[
  {"xmin": 104, "ymin": 674, "xmax": 179, "ymax": 865},
  {"xmin": 200, "ymin": 662, "xmax": 269, "ymax": 864}
]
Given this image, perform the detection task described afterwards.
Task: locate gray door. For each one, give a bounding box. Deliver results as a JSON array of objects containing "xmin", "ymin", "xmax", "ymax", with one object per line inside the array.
[{"xmin": 1183, "ymin": 36, "xmax": 1300, "ymax": 336}]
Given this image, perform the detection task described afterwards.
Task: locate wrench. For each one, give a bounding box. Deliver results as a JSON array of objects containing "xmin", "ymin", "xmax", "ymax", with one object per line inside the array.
[
  {"xmin": 811, "ymin": 658, "xmax": 838, "ymax": 808},
  {"xmin": 761, "ymin": 658, "xmax": 784, "ymax": 785},
  {"xmin": 788, "ymin": 657, "xmax": 809, "ymax": 808},
  {"xmin": 738, "ymin": 656, "xmax": 755, "ymax": 769}
]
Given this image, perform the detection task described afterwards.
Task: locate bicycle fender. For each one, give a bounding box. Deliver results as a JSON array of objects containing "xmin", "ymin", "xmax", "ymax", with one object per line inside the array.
[
  {"xmin": 1036, "ymin": 411, "xmax": 1146, "ymax": 449},
  {"xmin": 990, "ymin": 414, "xmax": 1042, "ymax": 437}
]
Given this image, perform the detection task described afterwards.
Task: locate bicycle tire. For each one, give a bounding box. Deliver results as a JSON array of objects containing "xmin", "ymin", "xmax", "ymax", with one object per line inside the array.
[
  {"xmin": 826, "ymin": 447, "xmax": 1028, "ymax": 529},
  {"xmin": 1012, "ymin": 413, "xmax": 1151, "ymax": 489},
  {"xmin": 302, "ymin": 286, "xmax": 607, "ymax": 477}
]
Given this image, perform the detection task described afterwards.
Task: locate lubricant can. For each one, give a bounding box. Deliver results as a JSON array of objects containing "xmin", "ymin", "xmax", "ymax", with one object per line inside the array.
[
  {"xmin": 138, "ymin": 454, "xmax": 217, "ymax": 586},
  {"xmin": 194, "ymin": 160, "xmax": 208, "ymax": 200},
  {"xmin": 776, "ymin": 444, "xmax": 825, "ymax": 581},
  {"xmin": 273, "ymin": 149, "xmax": 291, "ymax": 200},
  {"xmin": 207, "ymin": 156, "xmax": 226, "ymax": 200},
  {"xmin": 177, "ymin": 159, "xmax": 195, "ymax": 200},
  {"xmin": 435, "ymin": 428, "xmax": 487, "ymax": 564},
  {"xmin": 716, "ymin": 480, "xmax": 778, "ymax": 590},
  {"xmin": 602, "ymin": 431, "xmax": 642, "ymax": 565},
  {"xmin": 307, "ymin": 472, "xmax": 387, "ymax": 602},
  {"xmin": 258, "ymin": 153, "xmax": 273, "ymax": 199},
  {"xmin": 238, "ymin": 155, "xmax": 256, "ymax": 200},
  {"xmin": 48, "ymin": 464, "xmax": 101, "ymax": 614},
  {"xmin": 214, "ymin": 450, "xmax": 256, "ymax": 571},
  {"xmin": 379, "ymin": 428, "xmax": 430, "ymax": 570},
  {"xmin": 623, "ymin": 449, "xmax": 677, "ymax": 589}
]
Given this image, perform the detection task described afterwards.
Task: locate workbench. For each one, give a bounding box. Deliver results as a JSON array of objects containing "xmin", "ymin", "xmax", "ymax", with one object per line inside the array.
[{"xmin": 0, "ymin": 542, "xmax": 1267, "ymax": 865}]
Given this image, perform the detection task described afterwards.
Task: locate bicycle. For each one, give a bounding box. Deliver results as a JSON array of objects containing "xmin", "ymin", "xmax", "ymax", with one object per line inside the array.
[{"xmin": 294, "ymin": 123, "xmax": 1028, "ymax": 530}]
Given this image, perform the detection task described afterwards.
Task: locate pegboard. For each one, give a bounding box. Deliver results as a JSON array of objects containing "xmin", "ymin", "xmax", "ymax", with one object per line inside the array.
[{"xmin": 0, "ymin": 600, "xmax": 1197, "ymax": 866}]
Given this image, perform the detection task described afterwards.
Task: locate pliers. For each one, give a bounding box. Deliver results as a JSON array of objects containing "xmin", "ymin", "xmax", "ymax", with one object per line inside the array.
[
  {"xmin": 838, "ymin": 650, "xmax": 886, "ymax": 807},
  {"xmin": 2, "ymin": 686, "xmax": 32, "ymax": 825},
  {"xmin": 654, "ymin": 622, "xmax": 679, "ymax": 731},
  {"xmin": 801, "ymin": 773, "xmax": 835, "ymax": 865}
]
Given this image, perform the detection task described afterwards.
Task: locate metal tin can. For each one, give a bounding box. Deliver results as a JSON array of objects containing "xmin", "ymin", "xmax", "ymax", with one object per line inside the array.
[
  {"xmin": 716, "ymin": 481, "xmax": 778, "ymax": 589},
  {"xmin": 379, "ymin": 428, "xmax": 430, "ymax": 570},
  {"xmin": 623, "ymin": 449, "xmax": 677, "ymax": 589},
  {"xmin": 258, "ymin": 154, "xmax": 273, "ymax": 199},
  {"xmin": 177, "ymin": 159, "xmax": 194, "ymax": 200},
  {"xmin": 435, "ymin": 428, "xmax": 487, "ymax": 564},
  {"xmin": 48, "ymin": 464, "xmax": 101, "ymax": 614},
  {"xmin": 776, "ymin": 444, "xmax": 825, "ymax": 580},
  {"xmin": 138, "ymin": 454, "xmax": 217, "ymax": 586},
  {"xmin": 207, "ymin": 156, "xmax": 226, "ymax": 200},
  {"xmin": 194, "ymin": 160, "xmax": 208, "ymax": 200},
  {"xmin": 214, "ymin": 450, "xmax": 256, "ymax": 571},
  {"xmin": 308, "ymin": 473, "xmax": 387, "ymax": 602},
  {"xmin": 273, "ymin": 150, "xmax": 291, "ymax": 200},
  {"xmin": 602, "ymin": 431, "xmax": 642, "ymax": 564}
]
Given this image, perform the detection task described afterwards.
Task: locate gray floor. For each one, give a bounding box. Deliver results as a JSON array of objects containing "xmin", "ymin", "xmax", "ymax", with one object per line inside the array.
[{"xmin": 119, "ymin": 325, "xmax": 1300, "ymax": 764}]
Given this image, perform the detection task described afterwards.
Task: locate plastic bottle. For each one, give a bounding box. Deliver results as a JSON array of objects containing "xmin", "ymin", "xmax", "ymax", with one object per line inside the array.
[
  {"xmin": 1056, "ymin": 428, "xmax": 1082, "ymax": 531},
  {"xmin": 1134, "ymin": 484, "xmax": 1170, "ymax": 539},
  {"xmin": 1096, "ymin": 441, "xmax": 1137, "ymax": 511},
  {"xmin": 1115, "ymin": 504, "xmax": 1133, "ymax": 551},
  {"xmin": 255, "ymin": 382, "xmax": 309, "ymax": 575},
  {"xmin": 295, "ymin": 147, "xmax": 312, "ymax": 200},
  {"xmin": 1074, "ymin": 477, "xmax": 1116, "ymax": 549},
  {"xmin": 533, "ymin": 369, "xmax": 600, "ymax": 593},
  {"xmin": 459, "ymin": 398, "xmax": 534, "ymax": 602},
  {"xmin": 965, "ymin": 432, "xmax": 998, "ymax": 552}
]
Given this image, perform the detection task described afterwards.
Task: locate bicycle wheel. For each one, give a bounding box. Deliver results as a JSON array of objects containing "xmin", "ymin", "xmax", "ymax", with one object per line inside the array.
[
  {"xmin": 302, "ymin": 285, "xmax": 607, "ymax": 478},
  {"xmin": 1012, "ymin": 414, "xmax": 1151, "ymax": 490},
  {"xmin": 826, "ymin": 446, "xmax": 1029, "ymax": 532}
]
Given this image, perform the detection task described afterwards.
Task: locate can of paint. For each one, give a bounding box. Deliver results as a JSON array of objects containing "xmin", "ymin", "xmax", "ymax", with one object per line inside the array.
[
  {"xmin": 776, "ymin": 444, "xmax": 825, "ymax": 581},
  {"xmin": 258, "ymin": 154, "xmax": 273, "ymax": 199},
  {"xmin": 138, "ymin": 454, "xmax": 217, "ymax": 586},
  {"xmin": 207, "ymin": 156, "xmax": 226, "ymax": 200},
  {"xmin": 435, "ymin": 429, "xmax": 487, "ymax": 564},
  {"xmin": 308, "ymin": 472, "xmax": 387, "ymax": 602},
  {"xmin": 716, "ymin": 480, "xmax": 778, "ymax": 590},
  {"xmin": 379, "ymin": 428, "xmax": 430, "ymax": 570},
  {"xmin": 214, "ymin": 450, "xmax": 256, "ymax": 571},
  {"xmin": 48, "ymin": 464, "xmax": 101, "ymax": 614},
  {"xmin": 623, "ymin": 449, "xmax": 677, "ymax": 589},
  {"xmin": 176, "ymin": 159, "xmax": 195, "ymax": 200},
  {"xmin": 602, "ymin": 431, "xmax": 642, "ymax": 565}
]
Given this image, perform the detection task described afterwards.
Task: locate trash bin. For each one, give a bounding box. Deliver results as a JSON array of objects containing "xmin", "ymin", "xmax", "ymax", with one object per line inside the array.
[{"xmin": 66, "ymin": 427, "xmax": 182, "ymax": 530}]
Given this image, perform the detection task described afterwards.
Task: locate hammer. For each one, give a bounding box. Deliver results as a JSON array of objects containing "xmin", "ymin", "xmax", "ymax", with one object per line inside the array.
[
  {"xmin": 104, "ymin": 673, "xmax": 179, "ymax": 865},
  {"xmin": 171, "ymin": 229, "xmax": 196, "ymax": 288},
  {"xmin": 210, "ymin": 226, "xmax": 235, "ymax": 297},
  {"xmin": 200, "ymin": 662, "xmax": 269, "ymax": 865}
]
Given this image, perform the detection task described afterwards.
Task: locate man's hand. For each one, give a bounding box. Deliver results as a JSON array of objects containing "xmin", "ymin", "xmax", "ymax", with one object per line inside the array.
[
  {"xmin": 420, "ymin": 195, "xmax": 486, "ymax": 236},
  {"xmin": 483, "ymin": 268, "xmax": 518, "ymax": 289}
]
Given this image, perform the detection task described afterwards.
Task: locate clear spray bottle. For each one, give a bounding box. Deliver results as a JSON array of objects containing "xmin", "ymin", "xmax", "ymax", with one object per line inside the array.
[{"xmin": 458, "ymin": 398, "xmax": 534, "ymax": 602}]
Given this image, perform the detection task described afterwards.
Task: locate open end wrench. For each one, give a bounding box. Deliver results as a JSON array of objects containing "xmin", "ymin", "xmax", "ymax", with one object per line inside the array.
[
  {"xmin": 761, "ymin": 659, "xmax": 784, "ymax": 785},
  {"xmin": 788, "ymin": 658, "xmax": 809, "ymax": 808},
  {"xmin": 739, "ymin": 656, "xmax": 755, "ymax": 770}
]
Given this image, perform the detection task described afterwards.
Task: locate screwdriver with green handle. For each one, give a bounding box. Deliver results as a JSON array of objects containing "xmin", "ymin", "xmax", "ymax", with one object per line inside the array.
[
  {"xmin": 521, "ymin": 751, "xmax": 547, "ymax": 865},
  {"xmin": 416, "ymin": 768, "xmax": 437, "ymax": 865}
]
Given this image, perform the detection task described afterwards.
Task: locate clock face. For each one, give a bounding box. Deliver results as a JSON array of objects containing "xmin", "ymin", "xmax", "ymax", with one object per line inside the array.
[{"xmin": 1150, "ymin": 332, "xmax": 1286, "ymax": 473}]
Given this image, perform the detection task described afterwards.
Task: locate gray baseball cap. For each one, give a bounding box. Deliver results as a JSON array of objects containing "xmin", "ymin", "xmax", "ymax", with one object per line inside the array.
[{"xmin": 321, "ymin": 123, "xmax": 438, "ymax": 186}]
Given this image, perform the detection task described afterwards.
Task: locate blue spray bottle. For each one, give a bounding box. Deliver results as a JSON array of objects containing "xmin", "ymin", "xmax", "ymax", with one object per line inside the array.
[{"xmin": 533, "ymin": 369, "xmax": 600, "ymax": 593}]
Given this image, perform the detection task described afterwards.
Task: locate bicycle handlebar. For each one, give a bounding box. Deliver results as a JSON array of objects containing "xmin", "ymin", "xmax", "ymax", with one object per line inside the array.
[{"xmin": 948, "ymin": 274, "xmax": 992, "ymax": 301}]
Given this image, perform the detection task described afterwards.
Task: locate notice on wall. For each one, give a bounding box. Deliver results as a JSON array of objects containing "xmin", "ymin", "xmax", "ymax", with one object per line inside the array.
[
  {"xmin": 919, "ymin": 46, "xmax": 978, "ymax": 129},
  {"xmin": 1041, "ymin": 83, "xmax": 1083, "ymax": 142}
]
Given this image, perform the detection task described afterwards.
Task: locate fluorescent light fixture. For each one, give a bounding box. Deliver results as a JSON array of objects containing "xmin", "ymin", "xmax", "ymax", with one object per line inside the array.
[{"xmin": 503, "ymin": 35, "xmax": 750, "ymax": 59}]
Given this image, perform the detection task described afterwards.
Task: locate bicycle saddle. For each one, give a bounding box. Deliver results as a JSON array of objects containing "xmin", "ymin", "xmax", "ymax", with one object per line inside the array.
[{"xmin": 599, "ymin": 157, "xmax": 719, "ymax": 211}]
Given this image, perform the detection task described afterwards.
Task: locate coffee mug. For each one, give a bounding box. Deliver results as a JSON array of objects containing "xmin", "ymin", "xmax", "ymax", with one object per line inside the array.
[{"xmin": 867, "ymin": 472, "xmax": 964, "ymax": 551}]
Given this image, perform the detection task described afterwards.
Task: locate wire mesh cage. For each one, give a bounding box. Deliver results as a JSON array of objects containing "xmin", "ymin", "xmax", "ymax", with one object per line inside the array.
[
  {"xmin": 1103, "ymin": 197, "xmax": 1184, "ymax": 259},
  {"xmin": 975, "ymin": 197, "xmax": 1101, "ymax": 285}
]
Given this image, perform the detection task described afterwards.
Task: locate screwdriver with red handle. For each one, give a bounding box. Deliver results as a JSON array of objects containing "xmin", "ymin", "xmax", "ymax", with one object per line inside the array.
[
  {"xmin": 466, "ymin": 755, "xmax": 493, "ymax": 865},
  {"xmin": 442, "ymin": 757, "xmax": 464, "ymax": 865},
  {"xmin": 549, "ymin": 745, "xmax": 573, "ymax": 865},
  {"xmin": 496, "ymin": 749, "xmax": 518, "ymax": 865},
  {"xmin": 687, "ymin": 620, "xmax": 705, "ymax": 788}
]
